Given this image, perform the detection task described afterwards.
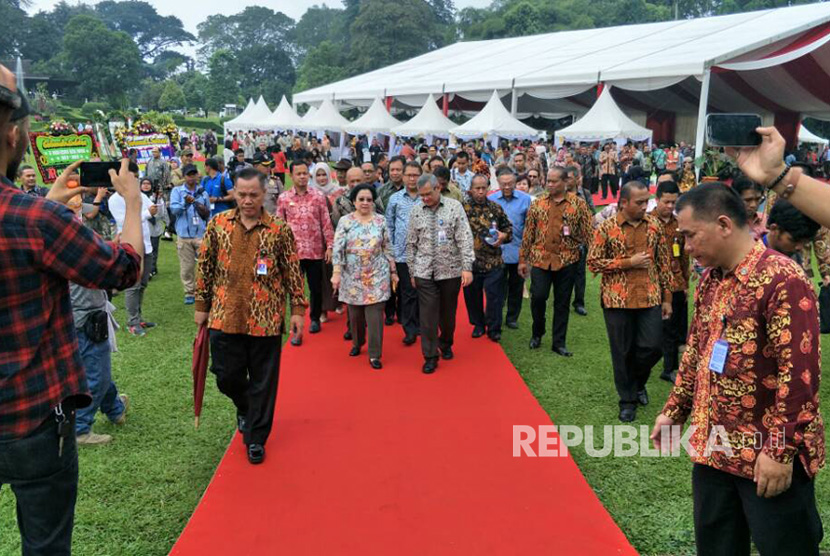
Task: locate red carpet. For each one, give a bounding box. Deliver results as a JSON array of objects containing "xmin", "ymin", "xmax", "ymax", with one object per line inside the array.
[{"xmin": 170, "ymin": 307, "xmax": 638, "ymax": 555}]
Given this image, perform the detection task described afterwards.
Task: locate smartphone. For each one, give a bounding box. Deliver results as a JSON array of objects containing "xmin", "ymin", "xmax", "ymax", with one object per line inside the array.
[
  {"xmin": 706, "ymin": 114, "xmax": 762, "ymax": 147},
  {"xmin": 79, "ymin": 161, "xmax": 121, "ymax": 188}
]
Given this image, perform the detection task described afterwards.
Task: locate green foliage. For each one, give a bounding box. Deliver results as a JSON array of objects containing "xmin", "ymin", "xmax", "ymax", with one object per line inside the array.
[
  {"xmin": 197, "ymin": 7, "xmax": 297, "ymax": 61},
  {"xmin": 158, "ymin": 80, "xmax": 186, "ymax": 111},
  {"xmin": 81, "ymin": 101, "xmax": 110, "ymax": 118},
  {"xmin": 94, "ymin": 0, "xmax": 195, "ymax": 60},
  {"xmin": 295, "ymin": 41, "xmax": 350, "ymax": 93},
  {"xmin": 178, "ymin": 71, "xmax": 210, "ymax": 113},
  {"xmin": 294, "ymin": 5, "xmax": 348, "ymax": 58},
  {"xmin": 206, "ymin": 50, "xmax": 241, "ymax": 112},
  {"xmin": 138, "ymin": 79, "xmax": 165, "ymax": 111}
]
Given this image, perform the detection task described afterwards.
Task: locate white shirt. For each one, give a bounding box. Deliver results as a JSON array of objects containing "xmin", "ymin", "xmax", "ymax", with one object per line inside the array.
[{"xmin": 108, "ymin": 193, "xmax": 153, "ymax": 255}]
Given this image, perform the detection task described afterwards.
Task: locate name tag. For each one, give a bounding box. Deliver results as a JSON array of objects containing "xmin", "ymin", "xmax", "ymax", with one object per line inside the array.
[
  {"xmin": 192, "ymin": 215, "xmax": 201, "ymax": 226},
  {"xmin": 708, "ymin": 339, "xmax": 729, "ymax": 374},
  {"xmin": 437, "ymin": 230, "xmax": 448, "ymax": 245},
  {"xmin": 256, "ymin": 258, "xmax": 269, "ymax": 276},
  {"xmin": 563, "ymin": 225, "xmax": 571, "ymax": 237},
  {"xmin": 672, "ymin": 241, "xmax": 681, "ymax": 258}
]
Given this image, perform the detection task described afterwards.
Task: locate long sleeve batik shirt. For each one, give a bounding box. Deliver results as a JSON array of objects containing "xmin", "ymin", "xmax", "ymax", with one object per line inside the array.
[
  {"xmin": 520, "ymin": 192, "xmax": 592, "ymax": 271},
  {"xmin": 277, "ymin": 188, "xmax": 334, "ymax": 260},
  {"xmin": 462, "ymin": 197, "xmax": 512, "ymax": 273},
  {"xmin": 332, "ymin": 213, "xmax": 395, "ymax": 306},
  {"xmin": 405, "ymin": 197, "xmax": 475, "ymax": 280},
  {"xmin": 662, "ymin": 243, "xmax": 824, "ymax": 479}
]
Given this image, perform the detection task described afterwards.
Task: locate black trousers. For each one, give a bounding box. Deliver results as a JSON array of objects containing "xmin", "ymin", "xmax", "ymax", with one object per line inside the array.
[
  {"xmin": 530, "ymin": 263, "xmax": 577, "ymax": 348},
  {"xmin": 572, "ymin": 246, "xmax": 587, "ymax": 309},
  {"xmin": 299, "ymin": 259, "xmax": 324, "ymax": 322},
  {"xmin": 463, "ymin": 267, "xmax": 505, "ymax": 334},
  {"xmin": 601, "ymin": 173, "xmax": 618, "ymax": 199},
  {"xmin": 209, "ymin": 331, "xmax": 283, "ymax": 446},
  {"xmin": 692, "ymin": 461, "xmax": 823, "ymax": 556},
  {"xmin": 662, "ymin": 290, "xmax": 689, "ymax": 373},
  {"xmin": 503, "ymin": 263, "xmax": 525, "ymax": 324},
  {"xmin": 602, "ymin": 306, "xmax": 663, "ymax": 408},
  {"xmin": 385, "ymin": 277, "xmax": 401, "ymax": 322},
  {"xmin": 0, "ymin": 409, "xmax": 78, "ymax": 556},
  {"xmin": 416, "ymin": 276, "xmax": 461, "ymax": 359},
  {"xmin": 396, "ymin": 262, "xmax": 420, "ymax": 336}
]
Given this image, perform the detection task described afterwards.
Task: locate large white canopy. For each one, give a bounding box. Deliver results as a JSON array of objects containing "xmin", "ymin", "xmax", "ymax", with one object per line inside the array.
[
  {"xmin": 392, "ymin": 94, "xmax": 457, "ymax": 137},
  {"xmin": 294, "ymin": 3, "xmax": 830, "ymax": 120},
  {"xmin": 344, "ymin": 97, "xmax": 401, "ymax": 135},
  {"xmin": 799, "ymin": 125, "xmax": 829, "ymax": 146},
  {"xmin": 300, "ymin": 105, "xmax": 317, "ymax": 123},
  {"xmin": 449, "ymin": 91, "xmax": 540, "ymax": 140},
  {"xmin": 296, "ymin": 98, "xmax": 350, "ymax": 132},
  {"xmin": 263, "ymin": 96, "xmax": 302, "ymax": 130},
  {"xmin": 223, "ymin": 98, "xmax": 256, "ymax": 132},
  {"xmin": 225, "ymin": 96, "xmax": 275, "ymax": 131},
  {"xmin": 556, "ymin": 86, "xmax": 652, "ymax": 144}
]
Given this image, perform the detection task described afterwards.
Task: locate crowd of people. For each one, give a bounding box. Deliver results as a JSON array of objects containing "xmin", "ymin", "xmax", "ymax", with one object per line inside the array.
[{"xmin": 1, "ymin": 55, "xmax": 829, "ymax": 555}]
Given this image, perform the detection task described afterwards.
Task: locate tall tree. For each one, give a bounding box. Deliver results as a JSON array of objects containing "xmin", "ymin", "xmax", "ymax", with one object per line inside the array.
[
  {"xmin": 197, "ymin": 7, "xmax": 297, "ymax": 61},
  {"xmin": 95, "ymin": 0, "xmax": 195, "ymax": 60},
  {"xmin": 0, "ymin": 0, "xmax": 27, "ymax": 58},
  {"xmin": 295, "ymin": 41, "xmax": 349, "ymax": 92},
  {"xmin": 206, "ymin": 49, "xmax": 241, "ymax": 111},
  {"xmin": 294, "ymin": 5, "xmax": 347, "ymax": 58},
  {"xmin": 158, "ymin": 79, "xmax": 186, "ymax": 111},
  {"xmin": 179, "ymin": 71, "xmax": 210, "ymax": 112}
]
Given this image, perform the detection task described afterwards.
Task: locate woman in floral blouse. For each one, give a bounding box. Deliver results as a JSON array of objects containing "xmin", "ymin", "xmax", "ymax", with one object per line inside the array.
[{"xmin": 331, "ymin": 184, "xmax": 398, "ymax": 369}]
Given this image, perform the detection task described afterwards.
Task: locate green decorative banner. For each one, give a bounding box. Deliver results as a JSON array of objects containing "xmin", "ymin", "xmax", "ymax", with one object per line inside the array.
[{"xmin": 29, "ymin": 131, "xmax": 99, "ymax": 183}]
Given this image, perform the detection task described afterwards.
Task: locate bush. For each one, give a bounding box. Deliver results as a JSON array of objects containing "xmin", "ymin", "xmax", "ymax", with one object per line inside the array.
[
  {"xmin": 172, "ymin": 116, "xmax": 223, "ymax": 133},
  {"xmin": 81, "ymin": 101, "xmax": 110, "ymax": 118}
]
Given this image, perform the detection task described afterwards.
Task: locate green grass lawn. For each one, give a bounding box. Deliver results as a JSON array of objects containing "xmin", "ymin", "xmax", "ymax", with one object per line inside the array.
[{"xmin": 1, "ymin": 243, "xmax": 828, "ymax": 555}]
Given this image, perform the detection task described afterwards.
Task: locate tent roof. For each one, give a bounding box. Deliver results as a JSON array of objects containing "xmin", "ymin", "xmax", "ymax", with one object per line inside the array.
[
  {"xmin": 225, "ymin": 97, "xmax": 275, "ymax": 131},
  {"xmin": 556, "ymin": 87, "xmax": 652, "ymax": 142},
  {"xmin": 293, "ymin": 3, "xmax": 830, "ymax": 119},
  {"xmin": 392, "ymin": 94, "xmax": 457, "ymax": 137},
  {"xmin": 799, "ymin": 125, "xmax": 829, "ymax": 145},
  {"xmin": 263, "ymin": 96, "xmax": 302, "ymax": 130},
  {"xmin": 297, "ymin": 98, "xmax": 350, "ymax": 132},
  {"xmin": 449, "ymin": 91, "xmax": 540, "ymax": 139},
  {"xmin": 224, "ymin": 98, "xmax": 256, "ymax": 131},
  {"xmin": 300, "ymin": 105, "xmax": 318, "ymax": 122},
  {"xmin": 344, "ymin": 97, "xmax": 401, "ymax": 135}
]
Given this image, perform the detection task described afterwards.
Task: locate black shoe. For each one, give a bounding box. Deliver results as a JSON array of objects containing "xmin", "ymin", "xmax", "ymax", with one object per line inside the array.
[
  {"xmin": 471, "ymin": 327, "xmax": 485, "ymax": 338},
  {"xmin": 403, "ymin": 333, "xmax": 417, "ymax": 345},
  {"xmin": 529, "ymin": 336, "xmax": 541, "ymax": 349},
  {"xmin": 385, "ymin": 316, "xmax": 395, "ymax": 326},
  {"xmin": 349, "ymin": 346, "xmax": 361, "ymax": 357},
  {"xmin": 290, "ymin": 335, "xmax": 302, "ymax": 347},
  {"xmin": 488, "ymin": 332, "xmax": 501, "ymax": 342},
  {"xmin": 660, "ymin": 370, "xmax": 677, "ymax": 384},
  {"xmin": 343, "ymin": 330, "xmax": 353, "ymax": 341},
  {"xmin": 637, "ymin": 389, "xmax": 649, "ymax": 406},
  {"xmin": 370, "ymin": 359, "xmax": 382, "ymax": 370},
  {"xmin": 505, "ymin": 321, "xmax": 519, "ymax": 330},
  {"xmin": 552, "ymin": 346, "xmax": 573, "ymax": 357},
  {"xmin": 247, "ymin": 443, "xmax": 265, "ymax": 465},
  {"xmin": 574, "ymin": 306, "xmax": 588, "ymax": 316},
  {"xmin": 309, "ymin": 320, "xmax": 321, "ymax": 334},
  {"xmin": 236, "ymin": 414, "xmax": 247, "ymax": 433},
  {"xmin": 440, "ymin": 347, "xmax": 454, "ymax": 360},
  {"xmin": 422, "ymin": 358, "xmax": 438, "ymax": 374},
  {"xmin": 619, "ymin": 407, "xmax": 636, "ymax": 423}
]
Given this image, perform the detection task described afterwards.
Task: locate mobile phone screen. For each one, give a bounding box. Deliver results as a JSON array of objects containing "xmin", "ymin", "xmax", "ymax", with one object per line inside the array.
[
  {"xmin": 79, "ymin": 161, "xmax": 121, "ymax": 188},
  {"xmin": 706, "ymin": 114, "xmax": 762, "ymax": 147}
]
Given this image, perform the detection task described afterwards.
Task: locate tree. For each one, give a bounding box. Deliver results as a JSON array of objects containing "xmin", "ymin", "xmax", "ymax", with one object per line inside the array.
[
  {"xmin": 236, "ymin": 44, "xmax": 296, "ymax": 105},
  {"xmin": 0, "ymin": 0, "xmax": 27, "ymax": 58},
  {"xmin": 60, "ymin": 14, "xmax": 143, "ymax": 104},
  {"xmin": 145, "ymin": 50, "xmax": 189, "ymax": 80},
  {"xmin": 179, "ymin": 71, "xmax": 210, "ymax": 112},
  {"xmin": 197, "ymin": 7, "xmax": 297, "ymax": 61},
  {"xmin": 295, "ymin": 41, "xmax": 349, "ymax": 92},
  {"xmin": 158, "ymin": 79, "xmax": 186, "ymax": 111},
  {"xmin": 95, "ymin": 0, "xmax": 195, "ymax": 60},
  {"xmin": 139, "ymin": 78, "xmax": 165, "ymax": 111},
  {"xmin": 206, "ymin": 49, "xmax": 241, "ymax": 112},
  {"xmin": 294, "ymin": 5, "xmax": 347, "ymax": 58},
  {"xmin": 17, "ymin": 12, "xmax": 62, "ymax": 63}
]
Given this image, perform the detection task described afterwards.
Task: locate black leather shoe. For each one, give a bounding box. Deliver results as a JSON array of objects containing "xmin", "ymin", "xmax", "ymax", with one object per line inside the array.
[
  {"xmin": 422, "ymin": 358, "xmax": 438, "ymax": 374},
  {"xmin": 236, "ymin": 414, "xmax": 247, "ymax": 433},
  {"xmin": 529, "ymin": 336, "xmax": 541, "ymax": 349},
  {"xmin": 488, "ymin": 332, "xmax": 501, "ymax": 342},
  {"xmin": 349, "ymin": 346, "xmax": 361, "ymax": 357},
  {"xmin": 385, "ymin": 316, "xmax": 395, "ymax": 326},
  {"xmin": 247, "ymin": 443, "xmax": 265, "ymax": 464},
  {"xmin": 637, "ymin": 389, "xmax": 649, "ymax": 406},
  {"xmin": 552, "ymin": 346, "xmax": 573, "ymax": 357},
  {"xmin": 309, "ymin": 320, "xmax": 321, "ymax": 334},
  {"xmin": 370, "ymin": 359, "xmax": 382, "ymax": 370},
  {"xmin": 403, "ymin": 333, "xmax": 417, "ymax": 345},
  {"xmin": 343, "ymin": 330, "xmax": 353, "ymax": 341},
  {"xmin": 505, "ymin": 321, "xmax": 519, "ymax": 329},
  {"xmin": 440, "ymin": 347, "xmax": 454, "ymax": 360},
  {"xmin": 574, "ymin": 306, "xmax": 588, "ymax": 316},
  {"xmin": 471, "ymin": 327, "xmax": 485, "ymax": 338},
  {"xmin": 290, "ymin": 335, "xmax": 302, "ymax": 347},
  {"xmin": 660, "ymin": 370, "xmax": 677, "ymax": 384},
  {"xmin": 619, "ymin": 407, "xmax": 636, "ymax": 423}
]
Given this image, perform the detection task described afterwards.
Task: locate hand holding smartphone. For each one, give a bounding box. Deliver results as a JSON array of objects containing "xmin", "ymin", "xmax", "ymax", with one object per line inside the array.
[{"xmin": 706, "ymin": 114, "xmax": 762, "ymax": 147}]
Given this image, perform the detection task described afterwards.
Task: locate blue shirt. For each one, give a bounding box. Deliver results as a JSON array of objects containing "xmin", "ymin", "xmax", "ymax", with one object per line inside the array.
[
  {"xmin": 170, "ymin": 184, "xmax": 211, "ymax": 239},
  {"xmin": 385, "ymin": 188, "xmax": 422, "ymax": 263},
  {"xmin": 491, "ymin": 190, "xmax": 531, "ymax": 264},
  {"xmin": 201, "ymin": 173, "xmax": 234, "ymax": 216}
]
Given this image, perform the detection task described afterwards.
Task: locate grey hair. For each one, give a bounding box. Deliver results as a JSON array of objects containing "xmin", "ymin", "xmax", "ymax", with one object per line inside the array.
[
  {"xmin": 417, "ymin": 173, "xmax": 437, "ymax": 189},
  {"xmin": 236, "ymin": 167, "xmax": 267, "ymax": 190}
]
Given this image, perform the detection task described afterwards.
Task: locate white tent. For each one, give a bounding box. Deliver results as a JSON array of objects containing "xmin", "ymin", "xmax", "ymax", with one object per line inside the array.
[
  {"xmin": 555, "ymin": 86, "xmax": 652, "ymax": 145},
  {"xmin": 297, "ymin": 98, "xmax": 350, "ymax": 132},
  {"xmin": 392, "ymin": 94, "xmax": 457, "ymax": 137},
  {"xmin": 799, "ymin": 125, "xmax": 829, "ymax": 146},
  {"xmin": 223, "ymin": 98, "xmax": 256, "ymax": 132},
  {"xmin": 344, "ymin": 97, "xmax": 401, "ymax": 135},
  {"xmin": 449, "ymin": 91, "xmax": 540, "ymax": 140},
  {"xmin": 300, "ymin": 105, "xmax": 317, "ymax": 123},
  {"xmin": 263, "ymin": 96, "xmax": 302, "ymax": 130}
]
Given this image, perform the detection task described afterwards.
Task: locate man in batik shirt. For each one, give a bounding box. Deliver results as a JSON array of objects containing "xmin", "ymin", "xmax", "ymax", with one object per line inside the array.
[{"xmin": 652, "ymin": 182, "xmax": 823, "ymax": 556}]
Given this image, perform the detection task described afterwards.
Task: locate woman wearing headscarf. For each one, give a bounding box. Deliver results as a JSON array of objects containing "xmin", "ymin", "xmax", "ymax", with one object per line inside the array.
[{"xmin": 310, "ymin": 162, "xmax": 346, "ymax": 322}]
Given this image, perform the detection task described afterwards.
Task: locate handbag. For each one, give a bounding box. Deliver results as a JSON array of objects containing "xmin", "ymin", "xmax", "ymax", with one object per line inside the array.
[
  {"xmin": 820, "ymin": 285, "xmax": 830, "ymax": 334},
  {"xmin": 83, "ymin": 310, "xmax": 109, "ymax": 343}
]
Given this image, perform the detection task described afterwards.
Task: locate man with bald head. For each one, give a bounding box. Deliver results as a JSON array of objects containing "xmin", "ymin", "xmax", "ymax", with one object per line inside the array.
[{"xmin": 332, "ymin": 166, "xmax": 366, "ymax": 227}]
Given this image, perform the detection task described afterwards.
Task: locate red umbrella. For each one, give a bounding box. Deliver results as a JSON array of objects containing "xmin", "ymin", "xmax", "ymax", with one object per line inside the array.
[{"xmin": 192, "ymin": 323, "xmax": 210, "ymax": 428}]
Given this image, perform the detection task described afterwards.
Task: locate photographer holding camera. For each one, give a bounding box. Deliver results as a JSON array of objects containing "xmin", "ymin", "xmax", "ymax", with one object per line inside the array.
[
  {"xmin": 0, "ymin": 63, "xmax": 143, "ymax": 556},
  {"xmin": 170, "ymin": 163, "xmax": 210, "ymax": 305}
]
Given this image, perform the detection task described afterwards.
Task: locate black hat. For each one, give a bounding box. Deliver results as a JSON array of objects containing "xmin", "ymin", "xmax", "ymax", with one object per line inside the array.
[
  {"xmin": 253, "ymin": 151, "xmax": 273, "ymax": 166},
  {"xmin": 333, "ymin": 159, "xmax": 352, "ymax": 171},
  {"xmin": 182, "ymin": 163, "xmax": 199, "ymax": 175}
]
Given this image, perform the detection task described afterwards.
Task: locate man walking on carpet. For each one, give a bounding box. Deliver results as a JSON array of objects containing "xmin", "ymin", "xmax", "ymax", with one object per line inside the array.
[{"xmin": 196, "ymin": 167, "xmax": 307, "ymax": 465}]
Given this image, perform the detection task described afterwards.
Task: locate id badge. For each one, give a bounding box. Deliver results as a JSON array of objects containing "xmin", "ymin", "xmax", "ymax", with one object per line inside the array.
[
  {"xmin": 437, "ymin": 230, "xmax": 448, "ymax": 245},
  {"xmin": 673, "ymin": 241, "xmax": 681, "ymax": 258},
  {"xmin": 708, "ymin": 339, "xmax": 729, "ymax": 374},
  {"xmin": 192, "ymin": 215, "xmax": 201, "ymax": 226},
  {"xmin": 256, "ymin": 258, "xmax": 268, "ymax": 276},
  {"xmin": 563, "ymin": 225, "xmax": 571, "ymax": 237}
]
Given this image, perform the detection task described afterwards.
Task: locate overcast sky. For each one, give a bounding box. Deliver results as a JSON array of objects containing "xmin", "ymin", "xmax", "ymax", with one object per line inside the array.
[{"xmin": 27, "ymin": 0, "xmax": 493, "ymax": 38}]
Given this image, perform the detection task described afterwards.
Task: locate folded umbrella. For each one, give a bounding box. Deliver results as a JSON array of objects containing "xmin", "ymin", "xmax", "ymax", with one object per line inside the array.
[{"xmin": 192, "ymin": 323, "xmax": 209, "ymax": 428}]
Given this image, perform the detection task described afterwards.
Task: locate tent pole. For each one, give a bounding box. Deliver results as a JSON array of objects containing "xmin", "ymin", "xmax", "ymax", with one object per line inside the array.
[
  {"xmin": 694, "ymin": 69, "xmax": 711, "ymax": 181},
  {"xmin": 510, "ymin": 85, "xmax": 518, "ymax": 117}
]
